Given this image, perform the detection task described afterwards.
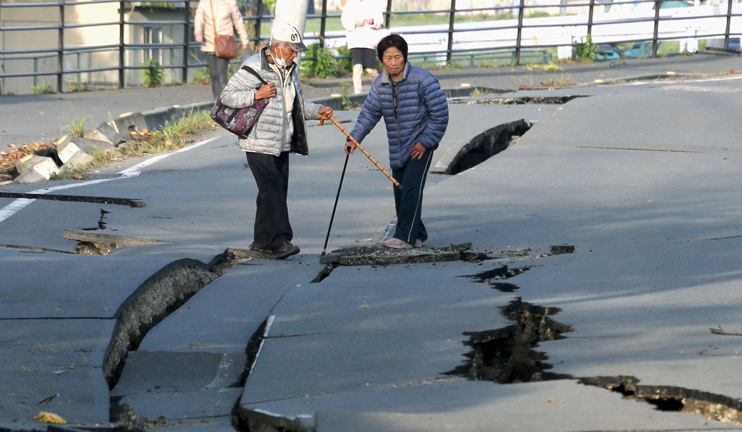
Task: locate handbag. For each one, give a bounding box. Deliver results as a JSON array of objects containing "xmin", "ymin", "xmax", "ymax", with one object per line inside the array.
[
  {"xmin": 210, "ymin": 0, "xmax": 236, "ymax": 59},
  {"xmin": 210, "ymin": 66, "xmax": 269, "ymax": 138}
]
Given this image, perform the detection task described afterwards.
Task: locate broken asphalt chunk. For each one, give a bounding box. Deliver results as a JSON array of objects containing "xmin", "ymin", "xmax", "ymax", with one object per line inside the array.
[{"xmin": 319, "ymin": 242, "xmax": 473, "ymax": 266}]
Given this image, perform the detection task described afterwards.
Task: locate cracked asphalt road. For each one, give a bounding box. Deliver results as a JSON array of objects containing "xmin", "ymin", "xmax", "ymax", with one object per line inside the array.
[{"xmin": 1, "ymin": 55, "xmax": 742, "ymax": 431}]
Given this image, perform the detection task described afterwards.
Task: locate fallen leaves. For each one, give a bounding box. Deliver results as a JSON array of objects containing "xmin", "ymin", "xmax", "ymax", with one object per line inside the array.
[
  {"xmin": 33, "ymin": 411, "xmax": 66, "ymax": 424},
  {"xmin": 0, "ymin": 142, "xmax": 52, "ymax": 173}
]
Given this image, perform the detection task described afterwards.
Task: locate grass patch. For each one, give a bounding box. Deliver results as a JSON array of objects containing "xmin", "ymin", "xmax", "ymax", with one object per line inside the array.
[
  {"xmin": 32, "ymin": 79, "xmax": 55, "ymax": 95},
  {"xmin": 540, "ymin": 75, "xmax": 574, "ymax": 87},
  {"xmin": 121, "ymin": 109, "xmax": 214, "ymax": 157},
  {"xmin": 63, "ymin": 115, "xmax": 89, "ymax": 138},
  {"xmin": 527, "ymin": 62, "xmax": 563, "ymax": 72},
  {"xmin": 193, "ymin": 68, "xmax": 210, "ymax": 85}
]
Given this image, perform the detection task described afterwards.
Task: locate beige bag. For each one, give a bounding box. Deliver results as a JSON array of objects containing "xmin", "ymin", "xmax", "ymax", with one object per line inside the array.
[{"xmin": 210, "ymin": 0, "xmax": 236, "ymax": 59}]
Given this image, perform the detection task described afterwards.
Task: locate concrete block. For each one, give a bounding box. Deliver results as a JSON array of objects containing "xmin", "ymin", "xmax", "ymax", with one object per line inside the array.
[
  {"xmin": 85, "ymin": 121, "xmax": 123, "ymax": 146},
  {"xmin": 56, "ymin": 140, "xmax": 83, "ymax": 164},
  {"xmin": 173, "ymin": 102, "xmax": 212, "ymax": 121},
  {"xmin": 15, "ymin": 155, "xmax": 59, "ymax": 178},
  {"xmin": 142, "ymin": 106, "xmax": 176, "ymax": 131},
  {"xmin": 111, "ymin": 112, "xmax": 149, "ymax": 139},
  {"xmin": 13, "ymin": 169, "xmax": 48, "ymax": 184},
  {"xmin": 63, "ymin": 149, "xmax": 94, "ymax": 170},
  {"xmin": 58, "ymin": 135, "xmax": 114, "ymax": 154}
]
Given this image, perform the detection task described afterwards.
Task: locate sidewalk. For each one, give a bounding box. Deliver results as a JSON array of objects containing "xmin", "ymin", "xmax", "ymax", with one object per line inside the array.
[{"xmin": 1, "ymin": 53, "xmax": 739, "ymax": 153}]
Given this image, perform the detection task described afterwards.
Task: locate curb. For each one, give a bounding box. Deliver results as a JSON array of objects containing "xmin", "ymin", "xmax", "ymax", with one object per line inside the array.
[{"xmin": 9, "ymin": 101, "xmax": 214, "ymax": 185}]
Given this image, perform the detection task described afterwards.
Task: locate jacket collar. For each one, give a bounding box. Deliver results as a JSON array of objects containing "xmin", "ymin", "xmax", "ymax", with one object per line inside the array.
[{"xmin": 381, "ymin": 61, "xmax": 410, "ymax": 85}]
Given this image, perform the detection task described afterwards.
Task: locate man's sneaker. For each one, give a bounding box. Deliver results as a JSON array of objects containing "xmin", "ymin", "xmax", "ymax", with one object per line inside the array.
[
  {"xmin": 249, "ymin": 242, "xmax": 272, "ymax": 257},
  {"xmin": 382, "ymin": 238, "xmax": 413, "ymax": 249},
  {"xmin": 272, "ymin": 241, "xmax": 300, "ymax": 259},
  {"xmin": 414, "ymin": 239, "xmax": 426, "ymax": 248}
]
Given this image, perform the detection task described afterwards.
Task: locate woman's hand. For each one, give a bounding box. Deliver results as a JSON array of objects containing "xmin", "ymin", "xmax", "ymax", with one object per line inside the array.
[
  {"xmin": 410, "ymin": 142, "xmax": 426, "ymax": 160},
  {"xmin": 318, "ymin": 107, "xmax": 333, "ymax": 120},
  {"xmin": 254, "ymin": 82, "xmax": 276, "ymax": 100},
  {"xmin": 195, "ymin": 33, "xmax": 203, "ymax": 43},
  {"xmin": 345, "ymin": 141, "xmax": 356, "ymax": 155}
]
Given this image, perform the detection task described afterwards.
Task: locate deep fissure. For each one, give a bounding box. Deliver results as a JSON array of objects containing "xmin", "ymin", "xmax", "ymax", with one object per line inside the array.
[
  {"xmin": 310, "ymin": 264, "xmax": 336, "ymax": 283},
  {"xmin": 446, "ymin": 297, "xmax": 572, "ymax": 384},
  {"xmin": 444, "ymin": 120, "xmax": 532, "ymax": 175},
  {"xmin": 453, "ymin": 95, "xmax": 587, "ymax": 105},
  {"xmin": 579, "ymin": 376, "xmax": 742, "ymax": 426}
]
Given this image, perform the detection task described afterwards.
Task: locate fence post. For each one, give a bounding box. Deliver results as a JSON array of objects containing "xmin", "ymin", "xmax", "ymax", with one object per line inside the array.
[
  {"xmin": 514, "ymin": 0, "xmax": 525, "ymax": 66},
  {"xmin": 255, "ymin": 0, "xmax": 263, "ymax": 48},
  {"xmin": 587, "ymin": 0, "xmax": 595, "ymax": 37},
  {"xmin": 182, "ymin": 2, "xmax": 191, "ymax": 84},
  {"xmin": 320, "ymin": 0, "xmax": 327, "ymax": 48},
  {"xmin": 724, "ymin": 0, "xmax": 732, "ymax": 50},
  {"xmin": 652, "ymin": 0, "xmax": 661, "ymax": 58},
  {"xmin": 58, "ymin": 0, "xmax": 64, "ymax": 93},
  {"xmin": 119, "ymin": 0, "xmax": 125, "ymax": 88},
  {"xmin": 446, "ymin": 0, "xmax": 456, "ymax": 64},
  {"xmin": 385, "ymin": 0, "xmax": 393, "ymax": 29}
]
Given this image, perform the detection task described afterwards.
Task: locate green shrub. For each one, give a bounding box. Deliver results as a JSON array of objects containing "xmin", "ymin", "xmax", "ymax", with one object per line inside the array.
[
  {"xmin": 573, "ymin": 35, "xmax": 598, "ymax": 61},
  {"xmin": 139, "ymin": 59, "xmax": 165, "ymax": 88},
  {"xmin": 32, "ymin": 79, "xmax": 55, "ymax": 95},
  {"xmin": 340, "ymin": 82, "xmax": 352, "ymax": 110},
  {"xmin": 300, "ymin": 43, "xmax": 339, "ymax": 78},
  {"xmin": 336, "ymin": 44, "xmax": 354, "ymax": 75},
  {"xmin": 193, "ymin": 68, "xmax": 210, "ymax": 85}
]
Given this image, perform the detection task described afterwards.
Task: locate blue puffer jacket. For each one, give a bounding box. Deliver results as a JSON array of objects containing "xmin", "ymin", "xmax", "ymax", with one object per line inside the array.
[{"xmin": 349, "ymin": 63, "xmax": 449, "ymax": 170}]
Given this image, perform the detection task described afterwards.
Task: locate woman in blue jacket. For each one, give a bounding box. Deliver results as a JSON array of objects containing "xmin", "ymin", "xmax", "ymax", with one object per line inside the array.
[{"xmin": 345, "ymin": 34, "xmax": 449, "ymax": 249}]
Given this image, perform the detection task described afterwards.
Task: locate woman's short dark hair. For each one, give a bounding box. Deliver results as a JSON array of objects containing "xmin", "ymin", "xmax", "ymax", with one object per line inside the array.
[{"xmin": 377, "ymin": 34, "xmax": 408, "ymax": 62}]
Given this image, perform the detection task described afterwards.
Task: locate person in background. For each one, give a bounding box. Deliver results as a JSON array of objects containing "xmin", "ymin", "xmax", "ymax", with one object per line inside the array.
[
  {"xmin": 344, "ymin": 34, "xmax": 449, "ymax": 249},
  {"xmin": 194, "ymin": 0, "xmax": 249, "ymax": 99},
  {"xmin": 220, "ymin": 24, "xmax": 333, "ymax": 259},
  {"xmin": 341, "ymin": 0, "xmax": 385, "ymax": 94}
]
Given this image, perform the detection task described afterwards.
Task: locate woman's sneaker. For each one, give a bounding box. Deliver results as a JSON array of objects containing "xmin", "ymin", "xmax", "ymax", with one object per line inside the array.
[
  {"xmin": 382, "ymin": 238, "xmax": 413, "ymax": 249},
  {"xmin": 414, "ymin": 239, "xmax": 426, "ymax": 248}
]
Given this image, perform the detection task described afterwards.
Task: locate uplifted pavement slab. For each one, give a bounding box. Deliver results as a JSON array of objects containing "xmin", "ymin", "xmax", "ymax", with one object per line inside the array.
[
  {"xmin": 137, "ymin": 257, "xmax": 325, "ymax": 353},
  {"xmin": 0, "ymin": 246, "xmax": 226, "ymax": 428},
  {"xmin": 110, "ymin": 351, "xmax": 244, "ymax": 423},
  {"xmin": 241, "ymin": 261, "xmax": 515, "ymax": 406},
  {"xmin": 111, "ymin": 257, "xmax": 325, "ymax": 425}
]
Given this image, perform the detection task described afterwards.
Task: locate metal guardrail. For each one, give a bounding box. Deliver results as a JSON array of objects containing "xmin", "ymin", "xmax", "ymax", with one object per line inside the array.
[{"xmin": 0, "ymin": 0, "xmax": 740, "ymax": 93}]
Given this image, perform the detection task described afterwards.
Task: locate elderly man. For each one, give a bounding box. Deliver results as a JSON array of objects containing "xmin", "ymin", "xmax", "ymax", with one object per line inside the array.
[{"xmin": 220, "ymin": 24, "xmax": 333, "ymax": 259}]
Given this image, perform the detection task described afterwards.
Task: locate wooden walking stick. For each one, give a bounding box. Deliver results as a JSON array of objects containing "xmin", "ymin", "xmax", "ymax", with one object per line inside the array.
[{"xmin": 323, "ymin": 117, "xmax": 401, "ymax": 189}]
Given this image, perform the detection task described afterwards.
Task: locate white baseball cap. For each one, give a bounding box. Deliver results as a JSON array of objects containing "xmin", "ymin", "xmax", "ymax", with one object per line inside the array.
[{"xmin": 271, "ymin": 23, "xmax": 308, "ymax": 53}]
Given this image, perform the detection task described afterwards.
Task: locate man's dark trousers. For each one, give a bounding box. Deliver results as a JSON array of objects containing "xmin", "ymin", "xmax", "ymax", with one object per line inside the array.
[
  {"xmin": 392, "ymin": 149, "xmax": 434, "ymax": 244},
  {"xmin": 246, "ymin": 151, "xmax": 292, "ymax": 250}
]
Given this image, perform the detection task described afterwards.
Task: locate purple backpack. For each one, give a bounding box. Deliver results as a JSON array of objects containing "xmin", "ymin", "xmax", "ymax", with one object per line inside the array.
[{"xmin": 211, "ymin": 66, "xmax": 269, "ymax": 138}]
